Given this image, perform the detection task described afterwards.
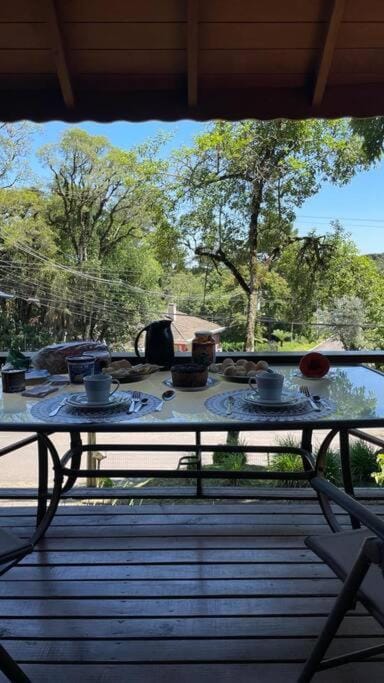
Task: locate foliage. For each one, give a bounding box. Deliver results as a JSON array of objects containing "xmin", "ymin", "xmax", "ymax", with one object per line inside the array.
[
  {"xmin": 272, "ymin": 328, "xmax": 292, "ymax": 346},
  {"xmin": 174, "ymin": 119, "xmax": 367, "ymax": 350},
  {"xmin": 351, "ymin": 117, "xmax": 384, "ymax": 162},
  {"xmin": 318, "ymin": 295, "xmax": 367, "ymax": 350},
  {"xmin": 373, "ymin": 454, "xmax": 384, "ymax": 486},
  {"xmin": 0, "ymin": 121, "xmax": 381, "ymax": 352},
  {"xmin": 0, "ymin": 129, "xmax": 169, "ymax": 348},
  {"xmin": 212, "ymin": 434, "xmax": 247, "ymax": 468},
  {"xmin": 0, "ymin": 122, "xmax": 36, "ymax": 189},
  {"xmin": 350, "ymin": 439, "xmax": 378, "ymax": 486},
  {"xmin": 270, "ymin": 435, "xmax": 378, "ymax": 488}
]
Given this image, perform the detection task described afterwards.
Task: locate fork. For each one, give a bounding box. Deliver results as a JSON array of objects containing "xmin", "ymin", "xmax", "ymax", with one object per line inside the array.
[
  {"xmin": 129, "ymin": 390, "xmax": 141, "ymax": 413},
  {"xmin": 299, "ymin": 385, "xmax": 321, "ymax": 412},
  {"xmin": 127, "ymin": 390, "xmax": 140, "ymax": 413}
]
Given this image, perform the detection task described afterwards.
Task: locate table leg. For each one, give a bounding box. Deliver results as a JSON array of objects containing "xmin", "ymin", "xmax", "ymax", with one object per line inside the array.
[
  {"xmin": 195, "ymin": 431, "xmax": 202, "ymax": 496},
  {"xmin": 339, "ymin": 428, "xmax": 360, "ymax": 529},
  {"xmin": 37, "ymin": 434, "xmax": 48, "ymax": 527},
  {"xmin": 61, "ymin": 431, "xmax": 83, "ymax": 494},
  {"xmin": 301, "ymin": 428, "xmax": 315, "ymax": 470}
]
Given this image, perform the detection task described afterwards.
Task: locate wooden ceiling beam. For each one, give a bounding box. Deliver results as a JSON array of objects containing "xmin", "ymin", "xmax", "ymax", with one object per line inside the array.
[
  {"xmin": 46, "ymin": 0, "xmax": 75, "ymax": 109},
  {"xmin": 313, "ymin": 0, "xmax": 345, "ymax": 107},
  {"xmin": 187, "ymin": 0, "xmax": 199, "ymax": 108}
]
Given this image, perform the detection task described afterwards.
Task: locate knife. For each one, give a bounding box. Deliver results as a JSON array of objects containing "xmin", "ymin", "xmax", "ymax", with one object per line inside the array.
[
  {"xmin": 307, "ymin": 395, "xmax": 321, "ymax": 412},
  {"xmin": 226, "ymin": 396, "xmax": 234, "ymax": 416},
  {"xmin": 48, "ymin": 397, "xmax": 68, "ymax": 417}
]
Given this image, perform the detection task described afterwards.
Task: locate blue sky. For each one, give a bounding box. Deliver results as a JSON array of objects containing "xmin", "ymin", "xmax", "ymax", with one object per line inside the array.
[{"xmin": 30, "ymin": 120, "xmax": 384, "ymax": 255}]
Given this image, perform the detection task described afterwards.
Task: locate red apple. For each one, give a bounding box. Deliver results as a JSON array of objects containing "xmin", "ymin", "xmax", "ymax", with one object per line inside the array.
[{"xmin": 299, "ymin": 352, "xmax": 330, "ymax": 378}]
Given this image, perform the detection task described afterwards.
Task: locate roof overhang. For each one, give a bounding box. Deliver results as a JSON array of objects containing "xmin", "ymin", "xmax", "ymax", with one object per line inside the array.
[{"xmin": 2, "ymin": 1, "xmax": 384, "ymax": 122}]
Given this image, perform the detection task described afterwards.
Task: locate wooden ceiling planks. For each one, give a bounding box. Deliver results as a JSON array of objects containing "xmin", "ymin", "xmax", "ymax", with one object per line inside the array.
[{"xmin": 1, "ymin": 1, "xmax": 384, "ymax": 121}]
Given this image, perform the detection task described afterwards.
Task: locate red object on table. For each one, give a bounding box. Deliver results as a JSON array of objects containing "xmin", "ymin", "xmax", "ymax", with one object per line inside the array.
[{"xmin": 299, "ymin": 352, "xmax": 330, "ymax": 378}]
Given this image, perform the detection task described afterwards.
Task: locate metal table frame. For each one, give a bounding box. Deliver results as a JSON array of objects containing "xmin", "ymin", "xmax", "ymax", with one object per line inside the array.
[{"xmin": 2, "ymin": 362, "xmax": 384, "ymax": 539}]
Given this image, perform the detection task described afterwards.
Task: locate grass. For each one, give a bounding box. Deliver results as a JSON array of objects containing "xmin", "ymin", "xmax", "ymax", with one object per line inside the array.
[{"xmin": 255, "ymin": 340, "xmax": 319, "ymax": 352}]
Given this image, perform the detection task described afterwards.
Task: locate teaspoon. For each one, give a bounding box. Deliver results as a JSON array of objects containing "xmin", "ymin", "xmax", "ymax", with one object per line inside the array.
[
  {"xmin": 155, "ymin": 389, "xmax": 176, "ymax": 412},
  {"xmin": 162, "ymin": 390, "xmax": 176, "ymax": 401}
]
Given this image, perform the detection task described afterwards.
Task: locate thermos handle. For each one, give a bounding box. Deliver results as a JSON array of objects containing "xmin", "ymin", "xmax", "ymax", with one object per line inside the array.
[{"xmin": 134, "ymin": 325, "xmax": 149, "ymax": 358}]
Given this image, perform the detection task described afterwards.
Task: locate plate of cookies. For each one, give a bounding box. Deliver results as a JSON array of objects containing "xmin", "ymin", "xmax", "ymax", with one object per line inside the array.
[
  {"xmin": 101, "ymin": 360, "xmax": 160, "ymax": 382},
  {"xmin": 209, "ymin": 358, "xmax": 270, "ymax": 382}
]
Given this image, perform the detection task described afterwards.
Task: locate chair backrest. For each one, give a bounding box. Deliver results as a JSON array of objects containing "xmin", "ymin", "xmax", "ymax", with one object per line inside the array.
[{"xmin": 310, "ymin": 475, "xmax": 384, "ymax": 543}]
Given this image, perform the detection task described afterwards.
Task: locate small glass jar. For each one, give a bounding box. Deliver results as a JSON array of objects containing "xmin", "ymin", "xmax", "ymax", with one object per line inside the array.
[
  {"xmin": 1, "ymin": 369, "xmax": 26, "ymax": 393},
  {"xmin": 191, "ymin": 331, "xmax": 216, "ymax": 367}
]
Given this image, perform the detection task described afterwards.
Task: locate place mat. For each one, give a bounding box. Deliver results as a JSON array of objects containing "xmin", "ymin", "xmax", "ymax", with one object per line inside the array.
[
  {"xmin": 163, "ymin": 376, "xmax": 218, "ymax": 391},
  {"xmin": 205, "ymin": 389, "xmax": 335, "ymax": 422},
  {"xmin": 30, "ymin": 390, "xmax": 162, "ymax": 424}
]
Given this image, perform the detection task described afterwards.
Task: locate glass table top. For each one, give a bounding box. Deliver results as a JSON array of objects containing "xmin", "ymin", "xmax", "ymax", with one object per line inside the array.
[{"xmin": 0, "ymin": 365, "xmax": 383, "ymax": 431}]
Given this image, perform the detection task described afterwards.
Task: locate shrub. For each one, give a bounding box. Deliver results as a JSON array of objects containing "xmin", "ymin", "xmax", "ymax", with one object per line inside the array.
[
  {"xmin": 349, "ymin": 439, "xmax": 378, "ymax": 486},
  {"xmin": 213, "ymin": 433, "xmax": 247, "ymax": 468},
  {"xmin": 270, "ymin": 435, "xmax": 342, "ymax": 487}
]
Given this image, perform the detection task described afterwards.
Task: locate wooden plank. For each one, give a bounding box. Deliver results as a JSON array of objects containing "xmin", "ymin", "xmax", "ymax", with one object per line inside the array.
[
  {"xmin": 67, "ymin": 22, "xmax": 185, "ymax": 50},
  {"xmin": 1, "ymin": 485, "xmax": 381, "ymax": 500},
  {"xmin": 333, "ymin": 48, "xmax": 384, "ymax": 73},
  {"xmin": 45, "ymin": 0, "xmax": 75, "ymax": 108},
  {"xmin": 12, "ymin": 524, "xmax": 333, "ymax": 537},
  {"xmin": 7, "ymin": 562, "xmax": 334, "ymax": 580},
  {"xmin": 17, "ymin": 663, "xmax": 384, "ymax": 683},
  {"xmin": 72, "ymin": 49, "xmax": 186, "ymax": 74},
  {"xmin": 0, "ymin": 596, "xmax": 364, "ymax": 618},
  {"xmin": 0, "ymin": 22, "xmax": 186, "ymax": 50},
  {"xmin": 200, "ymin": 1, "xmax": 328, "ymax": 23},
  {"xmin": 200, "ymin": 49, "xmax": 318, "ymax": 74},
  {"xmin": 0, "ymin": 22, "xmax": 48, "ymax": 49},
  {"xmin": 0, "ymin": 1, "xmax": 43, "ymax": 21},
  {"xmin": 187, "ymin": 0, "xmax": 198, "ymax": 107},
  {"xmin": 18, "ymin": 548, "xmax": 324, "ymax": 564},
  {"xmin": 1, "ymin": 615, "xmax": 380, "ymax": 639},
  {"xmin": 0, "ymin": 50, "xmax": 53, "ymax": 73},
  {"xmin": 328, "ymin": 71, "xmax": 384, "ymax": 85},
  {"xmin": 78, "ymin": 73, "xmax": 183, "ymax": 90},
  {"xmin": 0, "ymin": 512, "xmax": 354, "ymax": 526},
  {"xmin": 345, "ymin": 0, "xmax": 384, "ymax": 22},
  {"xmin": 6, "ymin": 637, "xmax": 383, "ymax": 662},
  {"xmin": 24, "ymin": 536, "xmax": 310, "ymax": 550},
  {"xmin": 200, "ymin": 22, "xmax": 325, "ymax": 50},
  {"xmin": 59, "ymin": 0, "xmax": 186, "ymax": 23},
  {"xmin": 313, "ymin": 0, "xmax": 346, "ymax": 106},
  {"xmin": 4, "ymin": 501, "xmax": 382, "ymax": 515},
  {"xmin": 0, "ymin": 578, "xmax": 341, "ymax": 598},
  {"xmin": 339, "ymin": 22, "xmax": 384, "ymax": 49}
]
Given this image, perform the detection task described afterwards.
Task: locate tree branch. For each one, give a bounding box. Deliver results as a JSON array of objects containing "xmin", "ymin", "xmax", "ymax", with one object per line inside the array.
[{"xmin": 195, "ymin": 246, "xmax": 251, "ymax": 295}]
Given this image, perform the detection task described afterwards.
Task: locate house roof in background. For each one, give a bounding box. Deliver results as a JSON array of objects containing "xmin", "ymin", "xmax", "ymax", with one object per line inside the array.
[
  {"xmin": 2, "ymin": 1, "xmax": 384, "ymax": 121},
  {"xmin": 162, "ymin": 311, "xmax": 225, "ymax": 344}
]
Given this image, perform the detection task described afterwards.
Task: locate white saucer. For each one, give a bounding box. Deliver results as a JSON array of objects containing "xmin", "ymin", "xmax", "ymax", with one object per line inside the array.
[
  {"xmin": 66, "ymin": 391, "xmax": 130, "ymax": 410},
  {"xmin": 244, "ymin": 391, "xmax": 305, "ymax": 408},
  {"xmin": 292, "ymin": 372, "xmax": 333, "ymax": 381}
]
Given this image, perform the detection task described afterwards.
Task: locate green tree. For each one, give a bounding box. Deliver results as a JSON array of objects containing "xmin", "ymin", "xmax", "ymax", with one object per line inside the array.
[
  {"xmin": 0, "ymin": 122, "xmax": 35, "ymax": 189},
  {"xmin": 174, "ymin": 120, "xmax": 366, "ymax": 350},
  {"xmin": 351, "ymin": 117, "xmax": 384, "ymax": 161},
  {"xmin": 318, "ymin": 295, "xmax": 367, "ymax": 350},
  {"xmin": 36, "ymin": 129, "xmax": 168, "ymax": 343}
]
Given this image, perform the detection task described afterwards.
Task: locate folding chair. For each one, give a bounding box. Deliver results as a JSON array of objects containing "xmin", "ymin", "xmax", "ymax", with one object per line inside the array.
[
  {"xmin": 299, "ymin": 475, "xmax": 384, "ymax": 682},
  {"xmin": 0, "ymin": 528, "xmax": 32, "ymax": 682}
]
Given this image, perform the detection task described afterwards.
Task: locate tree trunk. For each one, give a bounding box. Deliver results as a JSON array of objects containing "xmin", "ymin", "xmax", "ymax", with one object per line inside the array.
[{"xmin": 244, "ymin": 289, "xmax": 258, "ymax": 352}]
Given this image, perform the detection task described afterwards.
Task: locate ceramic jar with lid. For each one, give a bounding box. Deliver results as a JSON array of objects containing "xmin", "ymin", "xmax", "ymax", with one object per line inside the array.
[{"xmin": 191, "ymin": 331, "xmax": 216, "ymax": 367}]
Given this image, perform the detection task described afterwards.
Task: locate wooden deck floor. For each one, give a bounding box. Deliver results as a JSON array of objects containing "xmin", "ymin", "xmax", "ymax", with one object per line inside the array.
[{"xmin": 0, "ymin": 498, "xmax": 384, "ymax": 682}]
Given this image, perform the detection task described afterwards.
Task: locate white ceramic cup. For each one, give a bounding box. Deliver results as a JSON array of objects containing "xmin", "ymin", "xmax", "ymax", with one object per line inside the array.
[
  {"xmin": 249, "ymin": 371, "xmax": 284, "ymax": 401},
  {"xmin": 83, "ymin": 373, "xmax": 120, "ymax": 404}
]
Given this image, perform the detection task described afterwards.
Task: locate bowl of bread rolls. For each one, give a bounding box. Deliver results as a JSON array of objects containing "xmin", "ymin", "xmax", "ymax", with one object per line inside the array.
[{"xmin": 209, "ymin": 358, "xmax": 270, "ymax": 382}]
